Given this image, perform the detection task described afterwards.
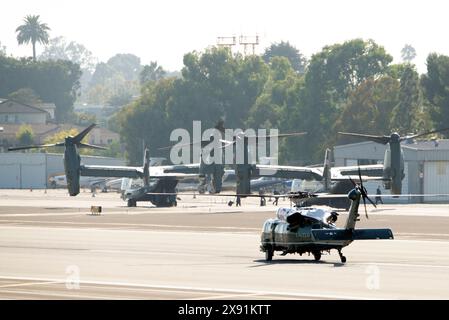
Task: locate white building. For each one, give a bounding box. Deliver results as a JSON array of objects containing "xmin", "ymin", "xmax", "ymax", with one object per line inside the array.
[
  {"xmin": 0, "ymin": 152, "xmax": 126, "ymax": 189},
  {"xmin": 0, "ymin": 99, "xmax": 50, "ymax": 124},
  {"xmin": 333, "ymin": 140, "xmax": 449, "ymax": 203}
]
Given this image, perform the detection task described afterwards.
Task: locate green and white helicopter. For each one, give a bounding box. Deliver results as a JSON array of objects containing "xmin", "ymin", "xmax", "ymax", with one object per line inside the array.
[{"xmin": 260, "ymin": 169, "xmax": 393, "ymax": 263}]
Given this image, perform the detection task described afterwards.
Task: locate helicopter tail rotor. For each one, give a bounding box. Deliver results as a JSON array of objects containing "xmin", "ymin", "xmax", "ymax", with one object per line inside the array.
[{"xmin": 356, "ymin": 167, "xmax": 377, "ymax": 219}]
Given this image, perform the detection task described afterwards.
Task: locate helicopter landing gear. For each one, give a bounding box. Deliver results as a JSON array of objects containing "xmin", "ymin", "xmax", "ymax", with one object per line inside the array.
[
  {"xmin": 312, "ymin": 251, "xmax": 321, "ymax": 261},
  {"xmin": 265, "ymin": 245, "xmax": 274, "ymax": 262},
  {"xmin": 338, "ymin": 250, "xmax": 347, "ymax": 263}
]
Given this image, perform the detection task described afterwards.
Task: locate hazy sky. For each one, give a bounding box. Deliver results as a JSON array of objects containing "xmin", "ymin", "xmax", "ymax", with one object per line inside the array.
[{"xmin": 1, "ymin": 0, "xmax": 448, "ymax": 73}]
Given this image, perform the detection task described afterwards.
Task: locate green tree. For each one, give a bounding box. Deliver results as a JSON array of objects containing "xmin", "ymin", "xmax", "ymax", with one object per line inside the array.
[
  {"xmin": 39, "ymin": 36, "xmax": 97, "ymax": 72},
  {"xmin": 283, "ymin": 39, "xmax": 393, "ymax": 163},
  {"xmin": 173, "ymin": 47, "xmax": 269, "ymax": 129},
  {"xmin": 0, "ymin": 41, "xmax": 6, "ymax": 56},
  {"xmin": 16, "ymin": 15, "xmax": 50, "ymax": 61},
  {"xmin": 387, "ymin": 63, "xmax": 408, "ymax": 79},
  {"xmin": 87, "ymin": 54, "xmax": 141, "ymax": 105},
  {"xmin": 99, "ymin": 140, "xmax": 123, "ymax": 158},
  {"xmin": 86, "ymin": 83, "xmax": 111, "ymax": 105},
  {"xmin": 106, "ymin": 53, "xmax": 142, "ymax": 81},
  {"xmin": 39, "ymin": 36, "xmax": 98, "ymax": 96},
  {"xmin": 390, "ymin": 65, "xmax": 421, "ymax": 132},
  {"xmin": 401, "ymin": 44, "xmax": 417, "ymax": 63},
  {"xmin": 115, "ymin": 47, "xmax": 271, "ymax": 164},
  {"xmin": 246, "ymin": 56, "xmax": 298, "ymax": 129},
  {"xmin": 117, "ymin": 78, "xmax": 175, "ymax": 164},
  {"xmin": 140, "ymin": 61, "xmax": 166, "ymax": 84},
  {"xmin": 108, "ymin": 90, "xmax": 133, "ymax": 107},
  {"xmin": 421, "ymin": 53, "xmax": 449, "ymax": 135},
  {"xmin": 0, "ymin": 56, "xmax": 81, "ymax": 122},
  {"xmin": 7, "ymin": 88, "xmax": 42, "ymax": 105},
  {"xmin": 44, "ymin": 128, "xmax": 86, "ymax": 154},
  {"xmin": 16, "ymin": 124, "xmax": 35, "ymax": 146},
  {"xmin": 334, "ymin": 76, "xmax": 400, "ymax": 140},
  {"xmin": 89, "ymin": 62, "xmax": 118, "ymax": 87},
  {"xmin": 263, "ymin": 41, "xmax": 307, "ymax": 74}
]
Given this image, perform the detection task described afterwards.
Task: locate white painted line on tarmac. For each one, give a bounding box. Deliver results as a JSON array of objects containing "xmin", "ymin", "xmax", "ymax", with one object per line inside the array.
[
  {"xmin": 0, "ymin": 280, "xmax": 62, "ymax": 289},
  {"xmin": 354, "ymin": 262, "xmax": 449, "ymax": 269},
  {"xmin": 0, "ymin": 275, "xmax": 384, "ymax": 300},
  {"xmin": 193, "ymin": 292, "xmax": 264, "ymax": 300},
  {"xmin": 0, "ymin": 223, "xmax": 259, "ymax": 232},
  {"xmin": 0, "ymin": 289, "xmax": 121, "ymax": 300}
]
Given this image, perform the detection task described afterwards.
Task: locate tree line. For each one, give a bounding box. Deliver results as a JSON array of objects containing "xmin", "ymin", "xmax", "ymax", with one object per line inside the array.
[
  {"xmin": 3, "ymin": 14, "xmax": 449, "ymax": 165},
  {"xmin": 113, "ymin": 39, "xmax": 449, "ymax": 165}
]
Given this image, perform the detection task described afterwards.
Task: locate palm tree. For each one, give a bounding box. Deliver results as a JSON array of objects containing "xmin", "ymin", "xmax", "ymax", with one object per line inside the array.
[{"xmin": 16, "ymin": 15, "xmax": 50, "ymax": 61}]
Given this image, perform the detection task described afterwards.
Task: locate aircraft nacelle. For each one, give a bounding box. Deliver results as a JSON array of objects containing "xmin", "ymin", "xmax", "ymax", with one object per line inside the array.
[
  {"xmin": 235, "ymin": 164, "xmax": 253, "ymax": 195},
  {"xmin": 63, "ymin": 145, "xmax": 81, "ymax": 196},
  {"xmin": 382, "ymin": 146, "xmax": 405, "ymax": 194},
  {"xmin": 199, "ymin": 162, "xmax": 224, "ymax": 193}
]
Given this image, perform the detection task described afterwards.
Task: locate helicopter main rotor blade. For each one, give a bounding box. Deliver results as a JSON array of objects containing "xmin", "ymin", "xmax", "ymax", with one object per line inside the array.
[
  {"xmin": 78, "ymin": 142, "xmax": 107, "ymax": 150},
  {"xmin": 365, "ymin": 194, "xmax": 377, "ymax": 208},
  {"xmin": 158, "ymin": 140, "xmax": 204, "ymax": 151},
  {"xmin": 338, "ymin": 132, "xmax": 390, "ymax": 145},
  {"xmin": 158, "ymin": 131, "xmax": 306, "ymax": 151},
  {"xmin": 348, "ymin": 176, "xmax": 356, "ymax": 187},
  {"xmin": 401, "ymin": 127, "xmax": 449, "ymax": 141},
  {"xmin": 8, "ymin": 142, "xmax": 64, "ymax": 151},
  {"xmin": 73, "ymin": 123, "xmax": 97, "ymax": 144},
  {"xmin": 159, "ymin": 140, "xmax": 233, "ymax": 151},
  {"xmin": 244, "ymin": 132, "xmax": 308, "ymax": 139}
]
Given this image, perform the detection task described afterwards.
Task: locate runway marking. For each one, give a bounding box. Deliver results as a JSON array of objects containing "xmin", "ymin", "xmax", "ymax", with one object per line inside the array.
[
  {"xmin": 3, "ymin": 221, "xmax": 449, "ymax": 239},
  {"xmin": 0, "ymin": 212, "xmax": 84, "ymax": 217},
  {"xmin": 0, "ymin": 275, "xmax": 382, "ymax": 300},
  {"xmin": 0, "ymin": 280, "xmax": 62, "ymax": 289},
  {"xmin": 68, "ymin": 283, "xmax": 221, "ymax": 297},
  {"xmin": 0, "ymin": 289, "xmax": 122, "ymax": 300},
  {"xmin": 396, "ymin": 232, "xmax": 449, "ymax": 238},
  {"xmin": 0, "ymin": 220, "xmax": 260, "ymax": 232},
  {"xmin": 3, "ymin": 225, "xmax": 449, "ymax": 244},
  {"xmin": 0, "ymin": 281, "xmax": 222, "ymax": 299},
  {"xmin": 193, "ymin": 292, "xmax": 264, "ymax": 300},
  {"xmin": 355, "ymin": 262, "xmax": 449, "ymax": 269}
]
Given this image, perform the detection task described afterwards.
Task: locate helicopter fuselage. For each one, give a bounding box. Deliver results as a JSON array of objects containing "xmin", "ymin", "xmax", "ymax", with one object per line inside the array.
[{"xmin": 260, "ymin": 188, "xmax": 394, "ymax": 263}]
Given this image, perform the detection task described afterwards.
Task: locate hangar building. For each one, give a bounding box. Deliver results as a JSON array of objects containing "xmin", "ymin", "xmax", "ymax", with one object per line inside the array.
[
  {"xmin": 333, "ymin": 140, "xmax": 449, "ymax": 203},
  {"xmin": 0, "ymin": 152, "xmax": 126, "ymax": 189}
]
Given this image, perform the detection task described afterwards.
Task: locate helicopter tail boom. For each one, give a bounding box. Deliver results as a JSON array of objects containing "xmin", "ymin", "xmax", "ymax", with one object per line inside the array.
[{"xmin": 312, "ymin": 229, "xmax": 394, "ymax": 241}]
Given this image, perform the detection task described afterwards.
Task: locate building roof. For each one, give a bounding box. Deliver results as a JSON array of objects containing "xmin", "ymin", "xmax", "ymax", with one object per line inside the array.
[
  {"xmin": 0, "ymin": 99, "xmax": 49, "ymax": 115},
  {"xmin": 334, "ymin": 139, "xmax": 449, "ymax": 163},
  {"xmin": 402, "ymin": 139, "xmax": 449, "ymax": 150},
  {"xmin": 37, "ymin": 103, "xmax": 56, "ymax": 110}
]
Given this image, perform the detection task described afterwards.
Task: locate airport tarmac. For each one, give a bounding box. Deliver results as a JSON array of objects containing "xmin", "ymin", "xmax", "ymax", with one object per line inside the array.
[{"xmin": 1, "ymin": 189, "xmax": 449, "ymax": 299}]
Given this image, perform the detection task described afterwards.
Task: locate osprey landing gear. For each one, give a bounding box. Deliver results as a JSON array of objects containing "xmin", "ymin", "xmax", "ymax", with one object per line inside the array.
[{"xmin": 338, "ymin": 249, "xmax": 346, "ymax": 263}]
